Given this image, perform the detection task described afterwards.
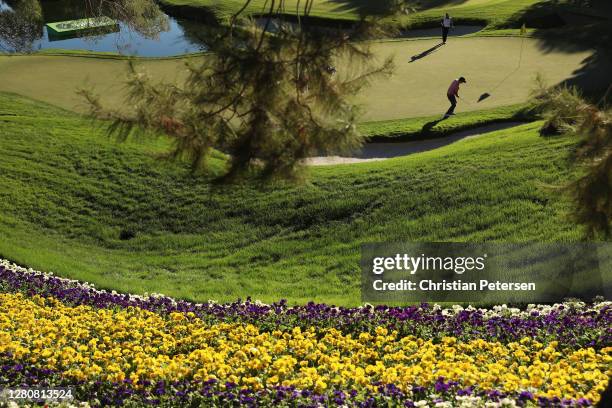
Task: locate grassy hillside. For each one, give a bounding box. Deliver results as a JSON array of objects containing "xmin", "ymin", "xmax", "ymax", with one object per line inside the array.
[
  {"xmin": 161, "ymin": 0, "xmax": 387, "ymax": 21},
  {"xmin": 160, "ymin": 0, "xmax": 558, "ymax": 29},
  {"xmin": 397, "ymin": 0, "xmax": 560, "ymax": 29},
  {"xmin": 0, "ymin": 92, "xmax": 584, "ymax": 305}
]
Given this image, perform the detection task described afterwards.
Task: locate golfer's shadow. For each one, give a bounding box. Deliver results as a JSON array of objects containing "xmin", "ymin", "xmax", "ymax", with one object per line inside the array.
[
  {"xmin": 409, "ymin": 43, "xmax": 444, "ymax": 63},
  {"xmin": 421, "ymin": 117, "xmax": 447, "ymax": 134}
]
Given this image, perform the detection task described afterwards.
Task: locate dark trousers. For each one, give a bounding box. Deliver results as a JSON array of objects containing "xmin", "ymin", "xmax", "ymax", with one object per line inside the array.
[
  {"xmin": 446, "ymin": 94, "xmax": 457, "ymax": 115},
  {"xmin": 442, "ymin": 27, "xmax": 450, "ymax": 43}
]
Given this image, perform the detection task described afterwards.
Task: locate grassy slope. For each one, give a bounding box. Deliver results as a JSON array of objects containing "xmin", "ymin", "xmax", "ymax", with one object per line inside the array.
[
  {"xmin": 360, "ymin": 103, "xmax": 529, "ymax": 140},
  {"xmin": 0, "ymin": 93, "xmax": 583, "ymax": 305},
  {"xmin": 160, "ymin": 0, "xmax": 551, "ymax": 28},
  {"xmin": 397, "ymin": 0, "xmax": 553, "ymax": 29},
  {"xmin": 0, "ymin": 37, "xmax": 593, "ymax": 122},
  {"xmin": 161, "ymin": 0, "xmax": 386, "ymax": 21}
]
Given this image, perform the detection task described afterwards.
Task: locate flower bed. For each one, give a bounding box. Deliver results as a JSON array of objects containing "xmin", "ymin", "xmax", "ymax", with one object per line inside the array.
[{"xmin": 0, "ymin": 260, "xmax": 610, "ymax": 407}]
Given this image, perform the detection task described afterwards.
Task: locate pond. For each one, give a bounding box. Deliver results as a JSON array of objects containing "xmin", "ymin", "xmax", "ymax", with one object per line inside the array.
[
  {"xmin": 1, "ymin": 1, "xmax": 485, "ymax": 58},
  {"xmin": 0, "ymin": 0, "xmax": 208, "ymax": 57}
]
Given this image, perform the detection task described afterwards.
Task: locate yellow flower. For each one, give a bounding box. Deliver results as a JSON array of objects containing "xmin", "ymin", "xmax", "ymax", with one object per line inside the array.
[{"xmin": 0, "ymin": 292, "xmax": 609, "ymax": 401}]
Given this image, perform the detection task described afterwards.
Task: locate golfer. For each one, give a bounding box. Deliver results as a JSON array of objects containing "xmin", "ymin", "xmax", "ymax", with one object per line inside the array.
[
  {"xmin": 441, "ymin": 13, "xmax": 453, "ymax": 44},
  {"xmin": 445, "ymin": 76, "xmax": 466, "ymax": 118}
]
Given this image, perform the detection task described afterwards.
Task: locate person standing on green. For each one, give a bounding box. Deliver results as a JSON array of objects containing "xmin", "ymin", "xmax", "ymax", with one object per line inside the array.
[
  {"xmin": 445, "ymin": 76, "xmax": 466, "ymax": 118},
  {"xmin": 442, "ymin": 13, "xmax": 453, "ymax": 44}
]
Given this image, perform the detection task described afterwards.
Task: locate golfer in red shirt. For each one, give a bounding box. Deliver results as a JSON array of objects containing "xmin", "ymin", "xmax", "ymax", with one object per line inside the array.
[{"xmin": 445, "ymin": 76, "xmax": 466, "ymax": 118}]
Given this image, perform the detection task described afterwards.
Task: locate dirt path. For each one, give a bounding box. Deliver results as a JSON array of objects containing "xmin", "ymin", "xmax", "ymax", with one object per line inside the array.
[{"xmin": 306, "ymin": 121, "xmax": 525, "ymax": 165}]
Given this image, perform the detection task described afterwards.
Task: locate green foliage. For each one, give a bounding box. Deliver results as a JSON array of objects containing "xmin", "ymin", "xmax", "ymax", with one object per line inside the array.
[
  {"xmin": 0, "ymin": 0, "xmax": 43, "ymax": 52},
  {"xmin": 381, "ymin": 0, "xmax": 415, "ymax": 16},
  {"xmin": 82, "ymin": 1, "xmax": 394, "ymax": 181},
  {"xmin": 531, "ymin": 76, "xmax": 589, "ymax": 136},
  {"xmin": 532, "ymin": 78, "xmax": 612, "ymax": 237},
  {"xmin": 564, "ymin": 102, "xmax": 612, "ymax": 237}
]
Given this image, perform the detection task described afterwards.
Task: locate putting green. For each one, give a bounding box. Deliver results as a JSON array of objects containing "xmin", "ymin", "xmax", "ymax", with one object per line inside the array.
[
  {"xmin": 357, "ymin": 37, "xmax": 595, "ymax": 121},
  {"xmin": 0, "ymin": 37, "xmax": 595, "ymax": 121}
]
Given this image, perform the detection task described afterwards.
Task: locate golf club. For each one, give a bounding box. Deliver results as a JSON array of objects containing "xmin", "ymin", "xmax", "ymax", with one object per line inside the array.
[
  {"xmin": 478, "ymin": 23, "xmax": 527, "ymax": 103},
  {"xmin": 458, "ymin": 95, "xmax": 473, "ymax": 105}
]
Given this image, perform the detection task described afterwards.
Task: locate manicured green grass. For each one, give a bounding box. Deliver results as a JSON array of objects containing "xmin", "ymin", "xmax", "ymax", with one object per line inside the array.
[
  {"xmin": 161, "ymin": 0, "xmax": 386, "ymax": 21},
  {"xmin": 160, "ymin": 0, "xmax": 563, "ymax": 30},
  {"xmin": 360, "ymin": 103, "xmax": 530, "ymax": 140},
  {"xmin": 0, "ymin": 92, "xmax": 585, "ymax": 305},
  {"xmin": 0, "ymin": 36, "xmax": 594, "ymax": 122},
  {"xmin": 396, "ymin": 0, "xmax": 554, "ymax": 29}
]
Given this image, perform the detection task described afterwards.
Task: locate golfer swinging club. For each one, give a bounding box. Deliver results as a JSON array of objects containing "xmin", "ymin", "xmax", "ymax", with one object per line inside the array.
[
  {"xmin": 441, "ymin": 13, "xmax": 453, "ymax": 44},
  {"xmin": 445, "ymin": 76, "xmax": 466, "ymax": 118}
]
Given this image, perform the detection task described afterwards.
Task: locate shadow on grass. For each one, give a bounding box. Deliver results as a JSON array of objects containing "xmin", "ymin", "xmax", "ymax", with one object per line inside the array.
[
  {"xmin": 510, "ymin": 0, "xmax": 612, "ymax": 100},
  {"xmin": 532, "ymin": 25, "xmax": 612, "ymax": 99},
  {"xmin": 409, "ymin": 42, "xmax": 444, "ymax": 62},
  {"xmin": 348, "ymin": 121, "xmax": 526, "ymax": 160},
  {"xmin": 328, "ymin": 0, "xmax": 471, "ymax": 16},
  {"xmin": 327, "ymin": 0, "xmax": 396, "ymax": 16},
  {"xmin": 421, "ymin": 117, "xmax": 447, "ymax": 134}
]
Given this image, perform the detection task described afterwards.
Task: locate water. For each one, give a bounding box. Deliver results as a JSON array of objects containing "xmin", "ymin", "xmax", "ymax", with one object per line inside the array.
[
  {"xmin": 0, "ymin": 1, "xmax": 485, "ymax": 57},
  {"xmin": 0, "ymin": 0, "xmax": 208, "ymax": 57}
]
